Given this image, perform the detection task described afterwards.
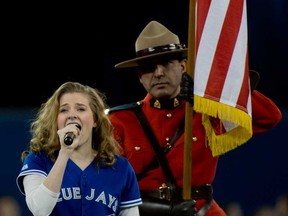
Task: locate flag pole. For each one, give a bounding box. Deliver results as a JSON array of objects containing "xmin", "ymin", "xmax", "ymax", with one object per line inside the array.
[{"xmin": 183, "ymin": 0, "xmax": 196, "ymax": 200}]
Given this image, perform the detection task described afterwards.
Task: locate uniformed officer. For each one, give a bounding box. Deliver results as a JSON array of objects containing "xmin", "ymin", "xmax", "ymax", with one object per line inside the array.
[{"xmin": 108, "ymin": 21, "xmax": 282, "ymax": 216}]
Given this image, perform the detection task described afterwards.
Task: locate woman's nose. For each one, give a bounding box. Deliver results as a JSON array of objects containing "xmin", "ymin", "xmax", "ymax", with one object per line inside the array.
[{"xmin": 68, "ymin": 115, "xmax": 78, "ymax": 120}]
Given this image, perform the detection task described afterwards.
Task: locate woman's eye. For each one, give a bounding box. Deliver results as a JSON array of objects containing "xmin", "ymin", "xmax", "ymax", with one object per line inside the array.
[
  {"xmin": 78, "ymin": 108, "xmax": 85, "ymax": 112},
  {"xmin": 59, "ymin": 109, "xmax": 67, "ymax": 113}
]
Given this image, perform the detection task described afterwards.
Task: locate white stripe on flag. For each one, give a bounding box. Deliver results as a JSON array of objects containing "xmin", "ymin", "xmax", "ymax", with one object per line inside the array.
[{"xmin": 194, "ymin": 0, "xmax": 230, "ymax": 96}]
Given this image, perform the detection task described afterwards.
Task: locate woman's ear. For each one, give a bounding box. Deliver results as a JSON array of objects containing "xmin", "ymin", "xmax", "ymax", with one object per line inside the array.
[{"xmin": 93, "ymin": 121, "xmax": 97, "ymax": 128}]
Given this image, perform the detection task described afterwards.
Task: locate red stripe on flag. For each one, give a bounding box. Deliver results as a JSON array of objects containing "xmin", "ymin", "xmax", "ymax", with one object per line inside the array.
[
  {"xmin": 204, "ymin": 1, "xmax": 245, "ymax": 98},
  {"xmin": 236, "ymin": 54, "xmax": 250, "ymax": 110}
]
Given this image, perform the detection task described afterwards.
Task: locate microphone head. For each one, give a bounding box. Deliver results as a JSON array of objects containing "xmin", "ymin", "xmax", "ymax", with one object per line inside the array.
[
  {"xmin": 64, "ymin": 136, "xmax": 74, "ymax": 145},
  {"xmin": 63, "ymin": 124, "xmax": 81, "ymax": 145}
]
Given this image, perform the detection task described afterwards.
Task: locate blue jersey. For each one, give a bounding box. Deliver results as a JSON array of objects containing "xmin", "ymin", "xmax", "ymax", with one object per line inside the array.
[{"xmin": 16, "ymin": 151, "xmax": 142, "ymax": 216}]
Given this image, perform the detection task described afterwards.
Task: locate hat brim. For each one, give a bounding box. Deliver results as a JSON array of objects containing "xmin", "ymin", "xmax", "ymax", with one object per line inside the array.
[{"xmin": 115, "ymin": 49, "xmax": 188, "ymax": 69}]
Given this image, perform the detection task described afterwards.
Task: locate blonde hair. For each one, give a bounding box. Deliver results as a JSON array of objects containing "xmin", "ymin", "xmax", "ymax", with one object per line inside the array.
[{"xmin": 22, "ymin": 81, "xmax": 120, "ymax": 166}]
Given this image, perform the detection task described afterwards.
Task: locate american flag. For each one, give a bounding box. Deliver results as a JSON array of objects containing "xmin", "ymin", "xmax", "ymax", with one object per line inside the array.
[{"xmin": 193, "ymin": 0, "xmax": 252, "ymax": 156}]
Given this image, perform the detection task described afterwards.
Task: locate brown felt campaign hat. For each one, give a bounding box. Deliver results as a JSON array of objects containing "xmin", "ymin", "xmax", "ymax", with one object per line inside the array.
[{"xmin": 115, "ymin": 20, "xmax": 188, "ymax": 69}]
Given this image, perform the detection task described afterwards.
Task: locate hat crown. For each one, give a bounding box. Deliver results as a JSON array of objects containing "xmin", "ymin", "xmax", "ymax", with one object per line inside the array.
[
  {"xmin": 115, "ymin": 20, "xmax": 187, "ymax": 69},
  {"xmin": 135, "ymin": 21, "xmax": 180, "ymax": 52}
]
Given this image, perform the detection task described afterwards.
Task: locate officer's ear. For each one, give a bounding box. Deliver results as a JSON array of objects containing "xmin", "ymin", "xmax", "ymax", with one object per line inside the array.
[{"xmin": 180, "ymin": 58, "xmax": 187, "ymax": 75}]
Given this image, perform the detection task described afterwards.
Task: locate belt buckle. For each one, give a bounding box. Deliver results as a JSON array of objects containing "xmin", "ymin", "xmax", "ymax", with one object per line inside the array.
[{"xmin": 159, "ymin": 183, "xmax": 171, "ymax": 201}]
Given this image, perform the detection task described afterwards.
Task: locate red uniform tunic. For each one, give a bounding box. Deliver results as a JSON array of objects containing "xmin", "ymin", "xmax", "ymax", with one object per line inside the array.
[{"xmin": 108, "ymin": 90, "xmax": 282, "ymax": 215}]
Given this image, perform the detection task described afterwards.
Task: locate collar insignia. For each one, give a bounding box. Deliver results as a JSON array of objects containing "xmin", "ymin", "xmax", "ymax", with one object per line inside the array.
[{"xmin": 150, "ymin": 97, "xmax": 181, "ymax": 110}]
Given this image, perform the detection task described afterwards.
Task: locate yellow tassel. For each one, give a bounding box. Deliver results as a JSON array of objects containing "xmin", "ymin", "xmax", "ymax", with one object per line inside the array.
[{"xmin": 194, "ymin": 95, "xmax": 253, "ymax": 156}]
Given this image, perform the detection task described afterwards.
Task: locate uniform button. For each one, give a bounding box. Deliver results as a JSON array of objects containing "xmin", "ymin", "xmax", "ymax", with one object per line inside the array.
[
  {"xmin": 166, "ymin": 113, "xmax": 172, "ymax": 118},
  {"xmin": 165, "ymin": 143, "xmax": 172, "ymax": 149},
  {"xmin": 134, "ymin": 146, "xmax": 141, "ymax": 151},
  {"xmin": 165, "ymin": 137, "xmax": 170, "ymax": 141},
  {"xmin": 192, "ymin": 137, "xmax": 197, "ymax": 142}
]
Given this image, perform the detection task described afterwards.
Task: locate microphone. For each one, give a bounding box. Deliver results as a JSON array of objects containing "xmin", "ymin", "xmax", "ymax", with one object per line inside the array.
[{"xmin": 64, "ymin": 124, "xmax": 81, "ymax": 145}]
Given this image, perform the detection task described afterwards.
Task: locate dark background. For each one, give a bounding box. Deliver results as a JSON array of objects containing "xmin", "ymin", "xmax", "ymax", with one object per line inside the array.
[
  {"xmin": 2, "ymin": 0, "xmax": 287, "ymax": 110},
  {"xmin": 1, "ymin": 1, "xmax": 287, "ymax": 216}
]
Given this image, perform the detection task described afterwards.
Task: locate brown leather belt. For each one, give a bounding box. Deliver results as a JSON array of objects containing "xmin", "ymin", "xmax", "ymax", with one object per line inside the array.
[{"xmin": 141, "ymin": 184, "xmax": 213, "ymax": 201}]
